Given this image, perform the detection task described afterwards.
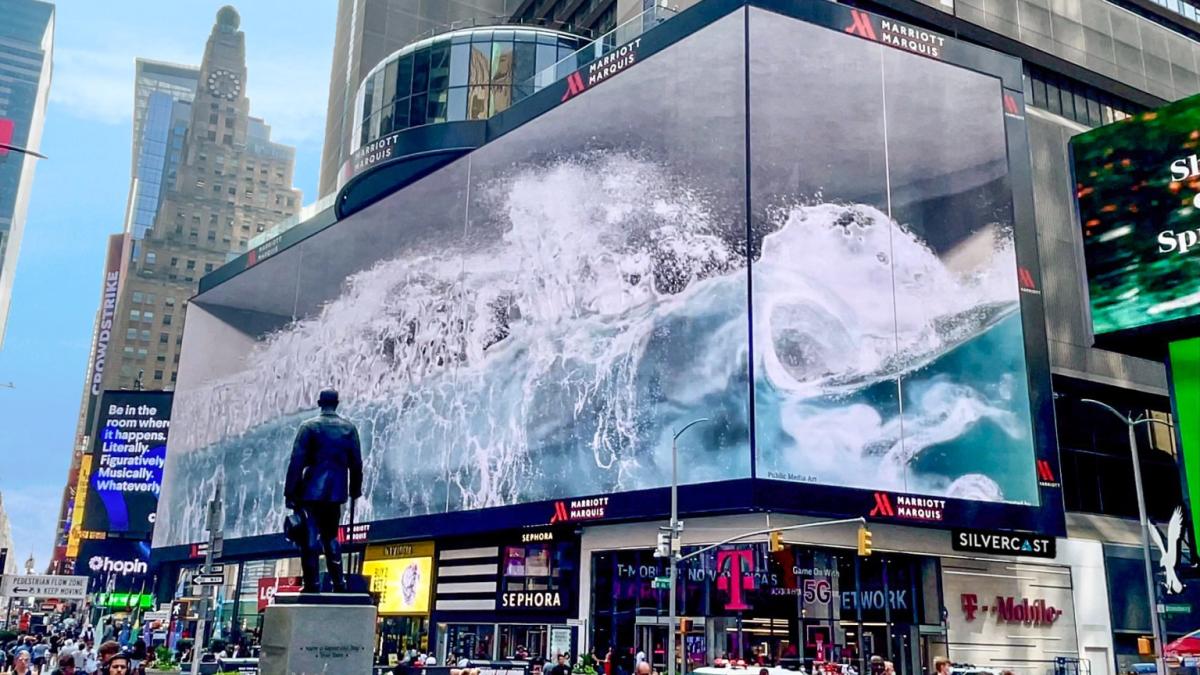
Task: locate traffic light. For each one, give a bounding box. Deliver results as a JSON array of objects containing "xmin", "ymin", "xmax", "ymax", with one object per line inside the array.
[
  {"xmin": 857, "ymin": 525, "xmax": 873, "ymax": 556},
  {"xmin": 769, "ymin": 530, "xmax": 785, "ymax": 553},
  {"xmin": 1138, "ymin": 636, "xmax": 1154, "ymax": 656},
  {"xmin": 679, "ymin": 617, "xmax": 692, "ymax": 633},
  {"xmin": 655, "ymin": 529, "xmax": 671, "ymax": 558}
]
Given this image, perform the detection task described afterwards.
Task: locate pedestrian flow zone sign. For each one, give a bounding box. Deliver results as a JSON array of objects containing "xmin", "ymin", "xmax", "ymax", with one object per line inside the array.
[{"xmin": 0, "ymin": 575, "xmax": 88, "ymax": 599}]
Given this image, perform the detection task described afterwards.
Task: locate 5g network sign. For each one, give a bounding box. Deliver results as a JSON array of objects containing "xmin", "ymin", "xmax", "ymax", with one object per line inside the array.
[{"xmin": 1072, "ymin": 92, "xmax": 1200, "ymax": 337}]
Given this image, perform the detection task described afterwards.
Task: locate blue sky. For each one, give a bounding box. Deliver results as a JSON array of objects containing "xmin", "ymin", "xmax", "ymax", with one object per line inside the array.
[{"xmin": 0, "ymin": 0, "xmax": 335, "ymax": 571}]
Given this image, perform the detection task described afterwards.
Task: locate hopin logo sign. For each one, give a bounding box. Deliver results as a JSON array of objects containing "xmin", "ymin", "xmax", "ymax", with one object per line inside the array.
[{"xmin": 87, "ymin": 555, "xmax": 148, "ymax": 575}]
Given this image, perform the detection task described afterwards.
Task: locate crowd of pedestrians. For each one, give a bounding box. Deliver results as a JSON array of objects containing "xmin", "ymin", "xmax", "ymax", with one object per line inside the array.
[{"xmin": 0, "ymin": 622, "xmax": 151, "ymax": 675}]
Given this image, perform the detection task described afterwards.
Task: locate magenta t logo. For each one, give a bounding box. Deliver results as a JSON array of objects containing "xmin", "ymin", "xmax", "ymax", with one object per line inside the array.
[{"xmin": 716, "ymin": 549, "xmax": 755, "ymax": 610}]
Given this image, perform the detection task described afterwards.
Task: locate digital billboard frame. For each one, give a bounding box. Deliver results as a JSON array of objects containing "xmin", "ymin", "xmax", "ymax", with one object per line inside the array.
[
  {"xmin": 84, "ymin": 390, "xmax": 172, "ymax": 538},
  {"xmin": 1071, "ymin": 90, "xmax": 1200, "ymax": 358},
  {"xmin": 152, "ymin": 0, "xmax": 1063, "ymax": 565}
]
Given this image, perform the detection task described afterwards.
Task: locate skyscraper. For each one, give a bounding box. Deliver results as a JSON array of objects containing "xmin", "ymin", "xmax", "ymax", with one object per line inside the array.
[
  {"xmin": 0, "ymin": 0, "xmax": 53, "ymax": 349},
  {"xmin": 316, "ymin": 0, "xmax": 625, "ymax": 198},
  {"xmin": 50, "ymin": 5, "xmax": 300, "ymax": 571}
]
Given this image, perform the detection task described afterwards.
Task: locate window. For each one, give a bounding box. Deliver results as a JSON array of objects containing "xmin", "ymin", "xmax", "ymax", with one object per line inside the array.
[
  {"xmin": 143, "ymin": 311, "xmax": 154, "ymax": 323},
  {"xmin": 159, "ymin": 333, "xmax": 169, "ymax": 344},
  {"xmin": 132, "ymin": 292, "xmax": 144, "ymax": 304},
  {"xmin": 145, "ymin": 293, "xmax": 155, "ymax": 305},
  {"xmin": 186, "ymin": 259, "xmax": 196, "ymax": 270},
  {"xmin": 126, "ymin": 328, "xmax": 138, "ymax": 340},
  {"xmin": 154, "ymin": 370, "xmax": 164, "ymax": 381},
  {"xmin": 123, "ymin": 347, "xmax": 134, "ymax": 357},
  {"xmin": 145, "ymin": 252, "xmax": 156, "ymax": 265},
  {"xmin": 1054, "ymin": 376, "xmax": 1182, "ymax": 521},
  {"xmin": 170, "ymin": 257, "xmax": 178, "ymax": 267},
  {"xmin": 137, "ymin": 348, "xmax": 148, "ymax": 359},
  {"xmin": 165, "ymin": 297, "xmax": 175, "ymax": 307},
  {"xmin": 171, "ymin": 371, "xmax": 177, "ymax": 382},
  {"xmin": 1022, "ymin": 64, "xmax": 1141, "ymax": 128},
  {"xmin": 204, "ymin": 263, "xmax": 214, "ymax": 273},
  {"xmin": 140, "ymin": 330, "xmax": 151, "ymax": 341},
  {"xmin": 163, "ymin": 315, "xmax": 173, "ymax": 326}
]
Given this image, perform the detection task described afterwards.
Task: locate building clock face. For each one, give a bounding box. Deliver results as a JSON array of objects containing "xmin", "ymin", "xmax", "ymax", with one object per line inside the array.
[{"xmin": 206, "ymin": 68, "xmax": 241, "ymax": 101}]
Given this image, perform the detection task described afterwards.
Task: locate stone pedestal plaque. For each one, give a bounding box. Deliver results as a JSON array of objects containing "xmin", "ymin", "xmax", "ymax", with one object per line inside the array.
[{"xmin": 259, "ymin": 594, "xmax": 376, "ymax": 675}]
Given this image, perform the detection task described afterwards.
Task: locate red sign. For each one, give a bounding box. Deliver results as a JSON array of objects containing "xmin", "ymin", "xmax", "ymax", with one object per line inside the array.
[
  {"xmin": 715, "ymin": 549, "xmax": 755, "ymax": 611},
  {"xmin": 960, "ymin": 593, "xmax": 1062, "ymax": 625},
  {"xmin": 548, "ymin": 497, "xmax": 608, "ymax": 524},
  {"xmin": 257, "ymin": 576, "xmax": 303, "ymax": 611},
  {"xmin": 868, "ymin": 492, "xmax": 945, "ymax": 521},
  {"xmin": 0, "ymin": 118, "xmax": 12, "ymax": 156}
]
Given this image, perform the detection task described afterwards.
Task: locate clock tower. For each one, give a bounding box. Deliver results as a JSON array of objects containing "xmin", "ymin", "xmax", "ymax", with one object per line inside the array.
[{"xmin": 91, "ymin": 4, "xmax": 300, "ymax": 393}]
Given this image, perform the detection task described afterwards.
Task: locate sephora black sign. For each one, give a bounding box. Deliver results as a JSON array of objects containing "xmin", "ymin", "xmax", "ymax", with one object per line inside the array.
[{"xmin": 952, "ymin": 529, "xmax": 1056, "ymax": 558}]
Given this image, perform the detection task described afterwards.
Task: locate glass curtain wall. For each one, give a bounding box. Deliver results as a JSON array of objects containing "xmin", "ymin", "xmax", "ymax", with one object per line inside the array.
[{"xmin": 355, "ymin": 28, "xmax": 587, "ymax": 150}]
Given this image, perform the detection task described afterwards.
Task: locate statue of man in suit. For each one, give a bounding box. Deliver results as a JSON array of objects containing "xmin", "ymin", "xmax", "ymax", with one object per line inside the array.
[{"xmin": 285, "ymin": 388, "xmax": 363, "ymax": 593}]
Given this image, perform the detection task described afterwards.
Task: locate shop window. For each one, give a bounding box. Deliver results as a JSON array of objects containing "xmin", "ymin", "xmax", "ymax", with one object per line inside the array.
[
  {"xmin": 441, "ymin": 624, "xmax": 495, "ymax": 663},
  {"xmin": 499, "ymin": 625, "xmax": 546, "ymax": 660},
  {"xmin": 590, "ymin": 544, "xmax": 938, "ymax": 675}
]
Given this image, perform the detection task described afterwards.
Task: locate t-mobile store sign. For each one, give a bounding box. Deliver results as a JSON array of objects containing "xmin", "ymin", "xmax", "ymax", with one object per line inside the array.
[{"xmin": 942, "ymin": 558, "xmax": 1077, "ymax": 664}]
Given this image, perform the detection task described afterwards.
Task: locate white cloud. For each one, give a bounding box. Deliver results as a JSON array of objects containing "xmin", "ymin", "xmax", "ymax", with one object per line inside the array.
[{"xmin": 50, "ymin": 47, "xmax": 143, "ymax": 125}]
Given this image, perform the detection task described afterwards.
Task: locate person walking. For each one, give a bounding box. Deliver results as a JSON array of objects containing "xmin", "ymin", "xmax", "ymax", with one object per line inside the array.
[
  {"xmin": 32, "ymin": 639, "xmax": 49, "ymax": 674},
  {"xmin": 48, "ymin": 655, "xmax": 76, "ymax": 675}
]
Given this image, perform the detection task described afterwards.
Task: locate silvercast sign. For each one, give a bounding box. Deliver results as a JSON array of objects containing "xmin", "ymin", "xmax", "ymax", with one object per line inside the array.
[{"xmin": 951, "ymin": 529, "xmax": 1056, "ymax": 558}]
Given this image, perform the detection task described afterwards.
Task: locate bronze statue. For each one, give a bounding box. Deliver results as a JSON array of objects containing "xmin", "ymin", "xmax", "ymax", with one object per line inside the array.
[{"xmin": 285, "ymin": 388, "xmax": 363, "ymax": 593}]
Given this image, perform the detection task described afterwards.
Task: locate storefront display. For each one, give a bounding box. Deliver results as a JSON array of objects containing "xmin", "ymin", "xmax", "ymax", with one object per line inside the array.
[
  {"xmin": 940, "ymin": 558, "xmax": 1078, "ymax": 675},
  {"xmin": 435, "ymin": 530, "xmax": 581, "ymax": 664},
  {"xmin": 364, "ymin": 541, "xmax": 435, "ymax": 615},
  {"xmin": 590, "ymin": 543, "xmax": 942, "ymax": 675}
]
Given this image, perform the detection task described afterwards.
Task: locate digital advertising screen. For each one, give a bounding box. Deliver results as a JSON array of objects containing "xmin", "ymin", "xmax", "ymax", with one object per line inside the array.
[
  {"xmin": 1169, "ymin": 337, "xmax": 1200, "ymax": 547},
  {"xmin": 1072, "ymin": 91, "xmax": 1200, "ymax": 338},
  {"xmin": 153, "ymin": 3, "xmax": 1053, "ymax": 550},
  {"xmin": 363, "ymin": 556, "xmax": 433, "ymax": 615},
  {"xmin": 74, "ymin": 538, "xmax": 153, "ymax": 593},
  {"xmin": 84, "ymin": 391, "xmax": 171, "ymax": 537}
]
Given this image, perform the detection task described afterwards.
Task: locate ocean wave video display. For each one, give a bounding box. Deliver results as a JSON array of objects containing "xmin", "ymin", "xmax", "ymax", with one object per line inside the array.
[{"xmin": 154, "ymin": 8, "xmax": 1041, "ymax": 547}]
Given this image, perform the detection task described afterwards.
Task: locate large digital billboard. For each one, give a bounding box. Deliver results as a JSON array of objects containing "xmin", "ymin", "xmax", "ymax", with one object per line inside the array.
[
  {"xmin": 1072, "ymin": 92, "xmax": 1200, "ymax": 338},
  {"xmin": 84, "ymin": 391, "xmax": 171, "ymax": 537},
  {"xmin": 154, "ymin": 3, "xmax": 1052, "ymax": 549}
]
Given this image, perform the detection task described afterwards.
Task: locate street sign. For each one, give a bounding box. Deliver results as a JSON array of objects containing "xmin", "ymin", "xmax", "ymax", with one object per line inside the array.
[
  {"xmin": 652, "ymin": 576, "xmax": 671, "ymax": 590},
  {"xmin": 1158, "ymin": 603, "xmax": 1191, "ymax": 614},
  {"xmin": 192, "ymin": 574, "xmax": 224, "ymax": 586},
  {"xmin": 143, "ymin": 611, "xmax": 170, "ymax": 622},
  {"xmin": 207, "ymin": 564, "xmax": 224, "ymax": 575},
  {"xmin": 0, "ymin": 575, "xmax": 87, "ymax": 599}
]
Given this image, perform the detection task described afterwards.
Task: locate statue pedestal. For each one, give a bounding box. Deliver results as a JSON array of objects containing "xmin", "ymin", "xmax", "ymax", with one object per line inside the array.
[{"xmin": 258, "ymin": 593, "xmax": 376, "ymax": 675}]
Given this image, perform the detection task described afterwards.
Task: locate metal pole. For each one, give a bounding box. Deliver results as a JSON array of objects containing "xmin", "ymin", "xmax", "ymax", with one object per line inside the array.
[
  {"xmin": 669, "ymin": 419, "xmax": 710, "ymax": 675},
  {"xmin": 1082, "ymin": 399, "xmax": 1166, "ymax": 675},
  {"xmin": 669, "ymin": 432, "xmax": 678, "ymax": 675},
  {"xmin": 1127, "ymin": 423, "xmax": 1166, "ymax": 675}
]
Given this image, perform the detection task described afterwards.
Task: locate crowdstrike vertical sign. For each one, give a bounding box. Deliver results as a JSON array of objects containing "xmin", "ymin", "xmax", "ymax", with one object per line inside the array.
[{"xmin": 87, "ymin": 235, "xmax": 127, "ymax": 415}]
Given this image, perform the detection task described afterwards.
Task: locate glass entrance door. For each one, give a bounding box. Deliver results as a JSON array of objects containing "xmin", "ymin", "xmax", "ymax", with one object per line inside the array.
[{"xmin": 635, "ymin": 623, "xmax": 668, "ymax": 672}]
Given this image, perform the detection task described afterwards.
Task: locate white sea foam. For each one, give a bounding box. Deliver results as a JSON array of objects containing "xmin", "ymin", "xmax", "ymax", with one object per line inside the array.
[{"xmin": 156, "ymin": 154, "xmax": 1032, "ymax": 546}]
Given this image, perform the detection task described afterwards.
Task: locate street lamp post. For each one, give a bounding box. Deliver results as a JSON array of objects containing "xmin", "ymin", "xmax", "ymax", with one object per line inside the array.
[
  {"xmin": 669, "ymin": 418, "xmax": 710, "ymax": 675},
  {"xmin": 1080, "ymin": 398, "xmax": 1171, "ymax": 675}
]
